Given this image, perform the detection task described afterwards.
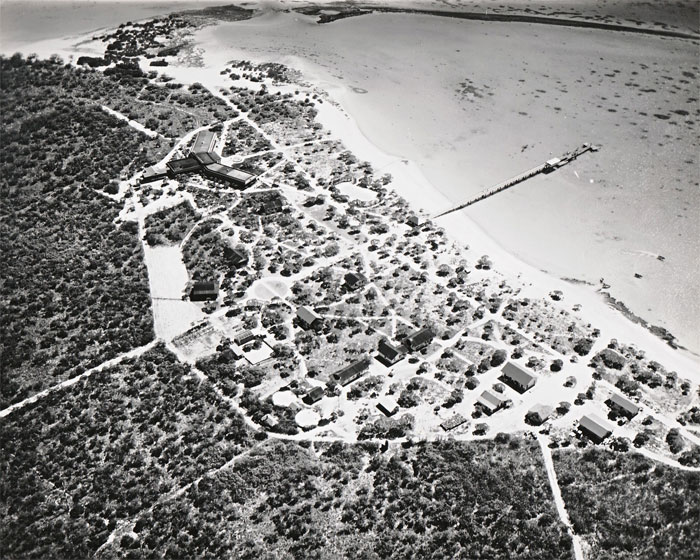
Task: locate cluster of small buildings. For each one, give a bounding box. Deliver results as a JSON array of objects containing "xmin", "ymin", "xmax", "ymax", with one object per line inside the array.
[
  {"xmin": 374, "ymin": 327, "xmax": 435, "ymax": 366},
  {"xmin": 142, "ymin": 130, "xmax": 257, "ymax": 189},
  {"xmin": 188, "ymin": 256, "xmax": 646, "ymax": 445},
  {"xmin": 474, "ymin": 362, "xmax": 538, "ymax": 416},
  {"xmin": 576, "ymin": 393, "xmax": 640, "ymax": 443}
]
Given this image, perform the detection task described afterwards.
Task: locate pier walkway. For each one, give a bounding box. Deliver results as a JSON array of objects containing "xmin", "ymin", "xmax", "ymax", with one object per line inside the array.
[{"xmin": 434, "ymin": 143, "xmax": 598, "ymax": 219}]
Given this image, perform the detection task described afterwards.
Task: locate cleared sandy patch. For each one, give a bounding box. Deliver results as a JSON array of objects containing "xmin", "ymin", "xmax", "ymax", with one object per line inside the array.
[
  {"xmin": 337, "ymin": 181, "xmax": 377, "ymax": 202},
  {"xmin": 249, "ymin": 278, "xmax": 290, "ymax": 300},
  {"xmin": 240, "ymin": 341, "xmax": 274, "ymax": 365},
  {"xmin": 296, "ymin": 408, "xmax": 320, "ymax": 428},
  {"xmin": 143, "ymin": 244, "xmax": 205, "ymax": 341},
  {"xmin": 272, "ymin": 390, "xmax": 298, "ymax": 407}
]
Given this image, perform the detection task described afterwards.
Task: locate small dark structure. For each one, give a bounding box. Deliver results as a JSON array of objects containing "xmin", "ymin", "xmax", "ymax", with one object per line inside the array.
[
  {"xmin": 303, "ymin": 386, "xmax": 324, "ymax": 405},
  {"xmin": 476, "ymin": 390, "xmax": 505, "ymax": 415},
  {"xmin": 501, "ymin": 362, "xmax": 536, "ymax": 393},
  {"xmin": 376, "ymin": 338, "xmax": 405, "ymax": 365},
  {"xmin": 543, "ymin": 157, "xmax": 562, "ymax": 173},
  {"xmin": 141, "ymin": 166, "xmax": 169, "ymax": 183},
  {"xmin": 377, "ymin": 396, "xmax": 399, "ymax": 417},
  {"xmin": 297, "ymin": 306, "xmax": 322, "ymax": 330},
  {"xmin": 607, "ymin": 393, "xmax": 640, "ymax": 419},
  {"xmin": 167, "ymin": 156, "xmax": 202, "ymax": 175},
  {"xmin": 221, "ymin": 347, "xmax": 242, "ymax": 361},
  {"xmin": 404, "ymin": 328, "xmax": 435, "ymax": 352},
  {"xmin": 344, "ymin": 272, "xmax": 367, "ymax": 291},
  {"xmin": 331, "ymin": 357, "xmax": 370, "ymax": 387},
  {"xmin": 224, "ymin": 246, "xmax": 248, "ymax": 268},
  {"xmin": 259, "ymin": 197, "xmax": 285, "ymax": 215},
  {"xmin": 203, "ymin": 163, "xmax": 257, "ymax": 188},
  {"xmin": 244, "ymin": 299, "xmax": 263, "ymax": 311},
  {"xmin": 234, "ymin": 330, "xmax": 257, "ymax": 346},
  {"xmin": 189, "ymin": 281, "xmax": 218, "ymax": 301},
  {"xmin": 191, "ymin": 151, "xmax": 221, "ymax": 166},
  {"xmin": 578, "ymin": 414, "xmax": 614, "ymax": 443},
  {"xmin": 441, "ymin": 413, "xmax": 467, "ymax": 431},
  {"xmin": 191, "ymin": 130, "xmax": 217, "ymax": 154},
  {"xmin": 406, "ymin": 215, "xmax": 420, "ymax": 228},
  {"xmin": 261, "ymin": 413, "xmax": 278, "ymax": 428}
]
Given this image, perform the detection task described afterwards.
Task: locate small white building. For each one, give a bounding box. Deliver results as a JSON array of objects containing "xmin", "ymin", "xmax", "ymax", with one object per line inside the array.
[
  {"xmin": 297, "ymin": 306, "xmax": 322, "ymax": 329},
  {"xmin": 476, "ymin": 390, "xmax": 506, "ymax": 415},
  {"xmin": 377, "ymin": 396, "xmax": 400, "ymax": 417},
  {"xmin": 261, "ymin": 413, "xmax": 278, "ymax": 428}
]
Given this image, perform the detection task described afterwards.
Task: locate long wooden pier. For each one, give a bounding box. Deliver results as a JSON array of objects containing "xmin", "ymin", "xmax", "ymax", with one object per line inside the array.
[{"xmin": 434, "ymin": 143, "xmax": 598, "ymax": 219}]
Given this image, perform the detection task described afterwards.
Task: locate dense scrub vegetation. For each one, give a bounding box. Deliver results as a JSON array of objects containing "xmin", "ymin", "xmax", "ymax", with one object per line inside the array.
[
  {"xmin": 196, "ymin": 350, "xmax": 265, "ymax": 396},
  {"xmin": 144, "ymin": 201, "xmax": 199, "ymax": 245},
  {"xmin": 181, "ymin": 218, "xmax": 241, "ymax": 282},
  {"xmin": 0, "ymin": 55, "xmax": 159, "ymax": 193},
  {"xmin": 2, "ymin": 52, "xmax": 231, "ymax": 157},
  {"xmin": 0, "ymin": 55, "xmax": 158, "ymax": 407},
  {"xmin": 98, "ymin": 437, "xmax": 574, "ymax": 559},
  {"xmin": 227, "ymin": 85, "xmax": 324, "ymax": 145},
  {"xmin": 222, "ymin": 120, "xmax": 273, "ymax": 156},
  {"xmin": 0, "ymin": 344, "xmax": 254, "ymax": 559},
  {"xmin": 554, "ymin": 447, "xmax": 700, "ymax": 559}
]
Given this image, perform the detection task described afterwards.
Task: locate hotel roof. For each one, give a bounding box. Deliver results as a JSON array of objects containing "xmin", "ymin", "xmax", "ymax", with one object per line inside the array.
[
  {"xmin": 167, "ymin": 156, "xmax": 201, "ymax": 174},
  {"xmin": 191, "ymin": 151, "xmax": 220, "ymax": 166},
  {"xmin": 204, "ymin": 163, "xmax": 256, "ymax": 185},
  {"xmin": 192, "ymin": 130, "xmax": 217, "ymax": 154}
]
